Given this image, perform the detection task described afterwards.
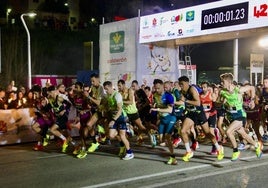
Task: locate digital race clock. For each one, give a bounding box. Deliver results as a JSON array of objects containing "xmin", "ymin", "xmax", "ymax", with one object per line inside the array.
[{"xmin": 201, "ymin": 2, "xmax": 249, "ymax": 30}]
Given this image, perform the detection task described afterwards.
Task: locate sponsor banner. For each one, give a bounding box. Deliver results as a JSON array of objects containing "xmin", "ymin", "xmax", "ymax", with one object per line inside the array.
[
  {"xmin": 139, "ymin": 0, "xmax": 268, "ymax": 43},
  {"xmin": 32, "ymin": 75, "xmax": 76, "ymax": 88},
  {"xmin": 99, "ymin": 18, "xmax": 137, "ymax": 87},
  {"xmin": 136, "ymin": 44, "xmax": 179, "ymax": 87}
]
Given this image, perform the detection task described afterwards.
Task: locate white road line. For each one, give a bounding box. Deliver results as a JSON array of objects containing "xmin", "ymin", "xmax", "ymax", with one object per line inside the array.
[
  {"xmin": 143, "ymin": 159, "xmax": 268, "ymax": 188},
  {"xmin": 37, "ymin": 154, "xmax": 66, "ymax": 159},
  {"xmin": 81, "ymin": 154, "xmax": 268, "ymax": 188}
]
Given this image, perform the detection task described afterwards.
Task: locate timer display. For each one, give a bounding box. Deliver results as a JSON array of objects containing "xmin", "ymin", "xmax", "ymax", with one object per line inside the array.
[{"xmin": 201, "ymin": 2, "xmax": 249, "ymax": 30}]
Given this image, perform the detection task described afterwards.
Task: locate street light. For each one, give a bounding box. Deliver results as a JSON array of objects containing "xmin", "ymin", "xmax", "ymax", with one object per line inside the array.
[
  {"xmin": 259, "ymin": 35, "xmax": 268, "ymax": 49},
  {"xmin": 20, "ymin": 12, "xmax": 36, "ymax": 90},
  {"xmin": 6, "ymin": 8, "xmax": 12, "ymax": 25}
]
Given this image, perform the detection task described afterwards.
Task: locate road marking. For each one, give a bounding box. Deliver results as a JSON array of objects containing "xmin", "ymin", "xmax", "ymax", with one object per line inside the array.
[
  {"xmin": 37, "ymin": 154, "xmax": 66, "ymax": 159},
  {"xmin": 82, "ymin": 154, "xmax": 268, "ymax": 188},
  {"xmin": 142, "ymin": 158, "xmax": 268, "ymax": 188}
]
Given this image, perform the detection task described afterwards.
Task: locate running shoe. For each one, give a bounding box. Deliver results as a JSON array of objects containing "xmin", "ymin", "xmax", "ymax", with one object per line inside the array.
[
  {"xmin": 238, "ymin": 143, "xmax": 246, "ymax": 151},
  {"xmin": 149, "ymin": 132, "xmax": 157, "ymax": 148},
  {"xmin": 160, "ymin": 142, "xmax": 166, "ymax": 147},
  {"xmin": 118, "ymin": 146, "xmax": 126, "ymax": 158},
  {"xmin": 182, "ymin": 151, "xmax": 194, "ymax": 162},
  {"xmin": 98, "ymin": 135, "xmax": 106, "ymax": 143},
  {"xmin": 122, "ymin": 153, "xmax": 134, "ymax": 160},
  {"xmin": 76, "ymin": 150, "xmax": 87, "ymax": 159},
  {"xmin": 87, "ymin": 142, "xmax": 100, "ymax": 153},
  {"xmin": 217, "ymin": 146, "xmax": 224, "ymax": 160},
  {"xmin": 255, "ymin": 141, "xmax": 263, "ymax": 158},
  {"xmin": 167, "ymin": 156, "xmax": 178, "ymax": 165},
  {"xmin": 62, "ymin": 140, "xmax": 69, "ymax": 153},
  {"xmin": 190, "ymin": 141, "xmax": 199, "ymax": 151},
  {"xmin": 97, "ymin": 125, "xmax": 105, "ymax": 134},
  {"xmin": 231, "ymin": 151, "xmax": 240, "ymax": 161},
  {"xmin": 173, "ymin": 138, "xmax": 182, "ymax": 148},
  {"xmin": 33, "ymin": 144, "xmax": 43, "ymax": 151},
  {"xmin": 72, "ymin": 146, "xmax": 81, "ymax": 155},
  {"xmin": 42, "ymin": 134, "xmax": 50, "ymax": 146},
  {"xmin": 136, "ymin": 135, "xmax": 144, "ymax": 146},
  {"xmin": 210, "ymin": 145, "xmax": 217, "ymax": 155}
]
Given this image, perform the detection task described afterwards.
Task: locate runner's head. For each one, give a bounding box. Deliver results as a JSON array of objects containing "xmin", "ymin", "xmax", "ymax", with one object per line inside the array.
[
  {"xmin": 178, "ymin": 76, "xmax": 190, "ymax": 92},
  {"xmin": 117, "ymin": 79, "xmax": 126, "ymax": 92},
  {"xmin": 220, "ymin": 73, "xmax": 234, "ymax": 89}
]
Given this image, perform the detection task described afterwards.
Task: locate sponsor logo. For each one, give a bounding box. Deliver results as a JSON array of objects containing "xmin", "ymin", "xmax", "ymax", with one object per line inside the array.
[
  {"xmin": 160, "ymin": 17, "xmax": 168, "ymax": 25},
  {"xmin": 167, "ymin": 31, "xmax": 175, "ymax": 36},
  {"xmin": 186, "ymin": 10, "xmax": 195, "ymax": 21},
  {"xmin": 142, "ymin": 35, "xmax": 152, "ymax": 39},
  {"xmin": 152, "ymin": 18, "xmax": 157, "ymax": 26},
  {"xmin": 142, "ymin": 18, "xmax": 149, "ymax": 29},
  {"xmin": 186, "ymin": 28, "xmax": 194, "ymax": 34},
  {"xmin": 110, "ymin": 31, "xmax": 124, "ymax": 53},
  {"xmin": 154, "ymin": 33, "xmax": 165, "ymax": 38},
  {"xmin": 177, "ymin": 29, "xmax": 183, "ymax": 36},
  {"xmin": 107, "ymin": 57, "xmax": 127, "ymax": 64},
  {"xmin": 171, "ymin": 13, "xmax": 183, "ymax": 24}
]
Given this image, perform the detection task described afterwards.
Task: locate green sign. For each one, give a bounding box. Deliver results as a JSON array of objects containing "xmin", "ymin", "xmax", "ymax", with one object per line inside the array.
[{"xmin": 110, "ymin": 31, "xmax": 124, "ymax": 53}]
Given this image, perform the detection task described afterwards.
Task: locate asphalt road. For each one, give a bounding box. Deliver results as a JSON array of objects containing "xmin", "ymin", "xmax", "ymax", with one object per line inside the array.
[{"xmin": 0, "ymin": 137, "xmax": 268, "ymax": 188}]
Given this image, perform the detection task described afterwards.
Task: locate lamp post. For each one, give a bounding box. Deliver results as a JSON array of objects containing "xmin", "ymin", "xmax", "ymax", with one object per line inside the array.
[{"xmin": 20, "ymin": 12, "xmax": 36, "ymax": 90}]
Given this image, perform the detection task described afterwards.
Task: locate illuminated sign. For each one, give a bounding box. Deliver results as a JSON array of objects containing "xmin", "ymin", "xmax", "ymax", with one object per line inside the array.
[
  {"xmin": 201, "ymin": 2, "xmax": 249, "ymax": 30},
  {"xmin": 139, "ymin": 0, "xmax": 268, "ymax": 43}
]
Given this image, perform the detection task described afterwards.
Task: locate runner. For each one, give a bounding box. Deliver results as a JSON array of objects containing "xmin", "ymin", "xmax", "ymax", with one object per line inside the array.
[
  {"xmin": 72, "ymin": 82, "xmax": 92, "ymax": 158},
  {"xmin": 178, "ymin": 76, "xmax": 224, "ymax": 162},
  {"xmin": 200, "ymin": 81, "xmax": 219, "ymax": 155},
  {"xmin": 220, "ymin": 73, "xmax": 262, "ymax": 161},
  {"xmin": 212, "ymin": 84, "xmax": 228, "ymax": 143},
  {"xmin": 86, "ymin": 73, "xmax": 106, "ymax": 153},
  {"xmin": 131, "ymin": 80, "xmax": 157, "ymax": 147},
  {"xmin": 118, "ymin": 79, "xmax": 150, "ymax": 145},
  {"xmin": 103, "ymin": 81, "xmax": 134, "ymax": 160},
  {"xmin": 150, "ymin": 79, "xmax": 177, "ymax": 165},
  {"xmin": 32, "ymin": 97, "xmax": 54, "ymax": 151},
  {"xmin": 47, "ymin": 85, "xmax": 71, "ymax": 153},
  {"xmin": 260, "ymin": 77, "xmax": 268, "ymax": 142}
]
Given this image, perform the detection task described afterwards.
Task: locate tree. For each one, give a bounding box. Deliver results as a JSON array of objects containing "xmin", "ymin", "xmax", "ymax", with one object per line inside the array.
[
  {"xmin": 0, "ymin": 27, "xmax": 28, "ymax": 88},
  {"xmin": 38, "ymin": 0, "xmax": 69, "ymax": 14}
]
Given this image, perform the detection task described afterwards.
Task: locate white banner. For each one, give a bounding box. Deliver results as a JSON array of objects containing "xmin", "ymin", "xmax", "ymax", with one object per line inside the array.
[
  {"xmin": 99, "ymin": 18, "xmax": 137, "ymax": 87},
  {"xmin": 136, "ymin": 44, "xmax": 179, "ymax": 87},
  {"xmin": 139, "ymin": 0, "xmax": 268, "ymax": 43}
]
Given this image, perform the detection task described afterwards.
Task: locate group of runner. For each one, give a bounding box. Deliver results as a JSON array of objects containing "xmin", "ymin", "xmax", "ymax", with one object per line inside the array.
[{"xmin": 23, "ymin": 72, "xmax": 268, "ymax": 164}]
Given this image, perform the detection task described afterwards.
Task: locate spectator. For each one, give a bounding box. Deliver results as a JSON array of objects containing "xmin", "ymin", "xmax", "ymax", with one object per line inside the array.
[{"xmin": 0, "ymin": 88, "xmax": 7, "ymax": 109}]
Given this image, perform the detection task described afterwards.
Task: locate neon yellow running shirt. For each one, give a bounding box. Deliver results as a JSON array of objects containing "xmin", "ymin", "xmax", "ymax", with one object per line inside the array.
[
  {"xmin": 121, "ymin": 89, "xmax": 138, "ymax": 114},
  {"xmin": 220, "ymin": 86, "xmax": 246, "ymax": 118}
]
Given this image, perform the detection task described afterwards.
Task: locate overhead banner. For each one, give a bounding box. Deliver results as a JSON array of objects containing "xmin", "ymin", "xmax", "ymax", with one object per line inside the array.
[
  {"xmin": 99, "ymin": 18, "xmax": 137, "ymax": 87},
  {"xmin": 139, "ymin": 0, "xmax": 268, "ymax": 43}
]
